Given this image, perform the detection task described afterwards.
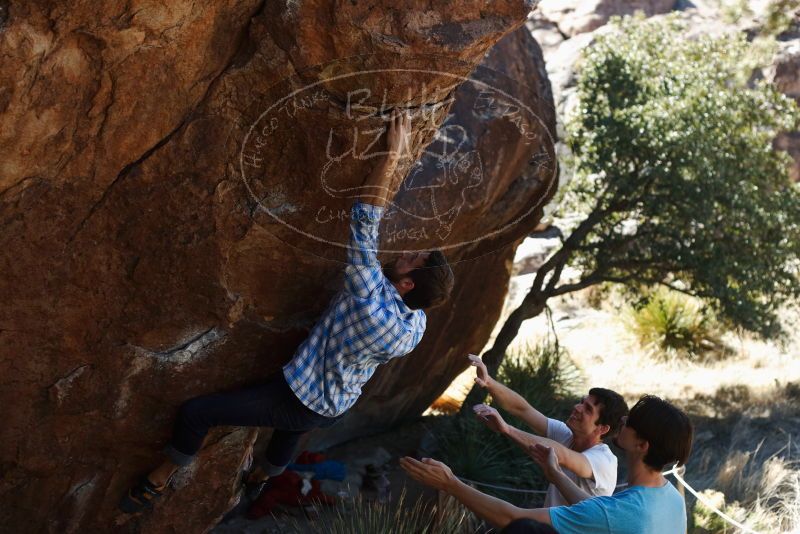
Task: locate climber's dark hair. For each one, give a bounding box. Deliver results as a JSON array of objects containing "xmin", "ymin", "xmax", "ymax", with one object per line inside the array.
[{"xmin": 403, "ymin": 250, "xmax": 454, "ymax": 310}]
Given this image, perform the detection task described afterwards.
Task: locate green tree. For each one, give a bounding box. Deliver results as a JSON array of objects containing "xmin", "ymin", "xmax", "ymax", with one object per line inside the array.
[{"xmin": 463, "ymin": 15, "xmax": 800, "ymax": 409}]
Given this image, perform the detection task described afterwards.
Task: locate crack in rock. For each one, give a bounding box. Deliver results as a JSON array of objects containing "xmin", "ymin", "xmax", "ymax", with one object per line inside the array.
[
  {"xmin": 48, "ymin": 364, "xmax": 91, "ymax": 405},
  {"xmin": 58, "ymin": 474, "xmax": 100, "ymax": 534},
  {"xmin": 136, "ymin": 327, "xmax": 226, "ymax": 365}
]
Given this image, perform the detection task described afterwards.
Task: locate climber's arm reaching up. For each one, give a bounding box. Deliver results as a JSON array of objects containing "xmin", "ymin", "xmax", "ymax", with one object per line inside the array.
[
  {"xmin": 359, "ymin": 110, "xmax": 412, "ymax": 208},
  {"xmin": 344, "ymin": 110, "xmax": 412, "ymax": 298}
]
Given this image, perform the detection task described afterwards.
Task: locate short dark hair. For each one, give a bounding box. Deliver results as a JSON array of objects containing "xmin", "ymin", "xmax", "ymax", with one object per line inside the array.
[
  {"xmin": 589, "ymin": 387, "xmax": 629, "ymax": 441},
  {"xmin": 403, "ymin": 250, "xmax": 454, "ymax": 310},
  {"xmin": 627, "ymin": 395, "xmax": 693, "ymax": 470}
]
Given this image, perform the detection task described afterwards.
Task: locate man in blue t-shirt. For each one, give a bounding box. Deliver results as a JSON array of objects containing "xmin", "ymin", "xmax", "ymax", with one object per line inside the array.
[{"xmin": 401, "ymin": 395, "xmax": 694, "ymax": 534}]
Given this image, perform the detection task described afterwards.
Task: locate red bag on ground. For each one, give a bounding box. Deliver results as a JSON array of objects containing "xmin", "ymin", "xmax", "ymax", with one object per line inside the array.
[
  {"xmin": 246, "ymin": 470, "xmax": 336, "ymax": 519},
  {"xmin": 294, "ymin": 451, "xmax": 326, "ymax": 464}
]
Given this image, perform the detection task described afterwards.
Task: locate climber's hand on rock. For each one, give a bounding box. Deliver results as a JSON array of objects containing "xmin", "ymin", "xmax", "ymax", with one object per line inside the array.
[
  {"xmin": 384, "ymin": 110, "xmax": 412, "ymax": 197},
  {"xmin": 361, "ymin": 109, "xmax": 412, "ymax": 207},
  {"xmin": 386, "ymin": 109, "xmax": 412, "ymax": 166}
]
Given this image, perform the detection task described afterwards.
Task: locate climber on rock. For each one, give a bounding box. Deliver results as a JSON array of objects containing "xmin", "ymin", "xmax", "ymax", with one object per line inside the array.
[{"xmin": 120, "ymin": 110, "xmax": 455, "ymax": 514}]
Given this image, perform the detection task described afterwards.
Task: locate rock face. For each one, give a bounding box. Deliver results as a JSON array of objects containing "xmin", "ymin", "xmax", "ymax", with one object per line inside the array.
[
  {"xmin": 537, "ymin": 0, "xmax": 677, "ymax": 37},
  {"xmin": 0, "ymin": 1, "xmax": 555, "ymax": 532}
]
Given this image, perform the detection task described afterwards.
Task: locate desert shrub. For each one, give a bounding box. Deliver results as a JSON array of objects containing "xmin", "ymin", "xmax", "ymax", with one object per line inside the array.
[{"xmin": 626, "ymin": 287, "xmax": 724, "ymax": 359}]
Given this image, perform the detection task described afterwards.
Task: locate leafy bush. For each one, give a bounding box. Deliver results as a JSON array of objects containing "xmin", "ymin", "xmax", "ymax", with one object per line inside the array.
[{"xmin": 626, "ymin": 287, "xmax": 724, "ymax": 359}]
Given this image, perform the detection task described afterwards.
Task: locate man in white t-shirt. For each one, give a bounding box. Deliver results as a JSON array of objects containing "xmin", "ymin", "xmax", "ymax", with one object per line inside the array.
[{"xmin": 469, "ymin": 354, "xmax": 628, "ymax": 506}]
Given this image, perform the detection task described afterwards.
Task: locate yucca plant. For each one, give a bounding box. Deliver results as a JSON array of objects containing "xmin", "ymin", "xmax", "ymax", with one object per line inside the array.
[
  {"xmin": 432, "ymin": 412, "xmax": 539, "ymax": 506},
  {"xmin": 626, "ymin": 287, "xmax": 723, "ymax": 360}
]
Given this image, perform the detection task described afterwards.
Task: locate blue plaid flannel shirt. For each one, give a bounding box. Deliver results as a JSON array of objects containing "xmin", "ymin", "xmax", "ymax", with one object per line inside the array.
[{"xmin": 283, "ymin": 202, "xmax": 427, "ymax": 417}]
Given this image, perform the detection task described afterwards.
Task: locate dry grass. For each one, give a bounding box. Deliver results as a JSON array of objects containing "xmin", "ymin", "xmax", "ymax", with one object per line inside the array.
[
  {"xmin": 482, "ymin": 273, "xmax": 800, "ymax": 402},
  {"xmin": 688, "ymin": 385, "xmax": 800, "ymax": 533},
  {"xmin": 289, "ymin": 488, "xmax": 476, "ymax": 534}
]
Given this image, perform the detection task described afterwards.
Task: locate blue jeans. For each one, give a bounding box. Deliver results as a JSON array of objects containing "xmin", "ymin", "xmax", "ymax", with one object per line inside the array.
[{"xmin": 165, "ymin": 372, "xmax": 338, "ymax": 476}]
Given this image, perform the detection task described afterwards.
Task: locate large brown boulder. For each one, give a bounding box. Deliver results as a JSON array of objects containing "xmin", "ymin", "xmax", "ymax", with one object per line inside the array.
[{"xmin": 0, "ymin": 1, "xmax": 555, "ymax": 532}]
